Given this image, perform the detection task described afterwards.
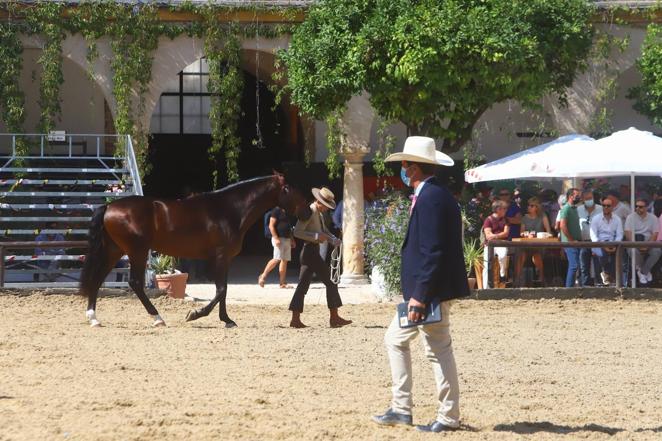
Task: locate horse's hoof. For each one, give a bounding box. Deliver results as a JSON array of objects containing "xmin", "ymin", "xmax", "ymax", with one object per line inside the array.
[
  {"xmin": 225, "ymin": 321, "xmax": 237, "ymax": 329},
  {"xmin": 152, "ymin": 319, "xmax": 166, "ymax": 327},
  {"xmin": 185, "ymin": 310, "xmax": 199, "ymax": 322},
  {"xmin": 89, "ymin": 320, "xmax": 101, "ymax": 328}
]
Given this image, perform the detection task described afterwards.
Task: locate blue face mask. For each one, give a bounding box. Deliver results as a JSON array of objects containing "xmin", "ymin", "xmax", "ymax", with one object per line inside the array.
[
  {"xmin": 584, "ymin": 199, "xmax": 594, "ymax": 208},
  {"xmin": 400, "ymin": 167, "xmax": 411, "ymax": 187}
]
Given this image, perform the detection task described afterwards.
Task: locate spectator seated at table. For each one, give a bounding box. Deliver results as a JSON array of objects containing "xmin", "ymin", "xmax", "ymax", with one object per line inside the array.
[
  {"xmin": 515, "ymin": 197, "xmax": 552, "ymax": 285},
  {"xmin": 34, "ymin": 222, "xmax": 65, "ymax": 282},
  {"xmin": 482, "ymin": 200, "xmax": 510, "ymax": 287},
  {"xmin": 607, "ymin": 189, "xmax": 631, "ymax": 226},
  {"xmin": 577, "ymin": 189, "xmax": 603, "ymax": 286},
  {"xmin": 624, "ymin": 198, "xmax": 660, "ymax": 285},
  {"xmin": 589, "ymin": 196, "xmax": 623, "ymax": 285}
]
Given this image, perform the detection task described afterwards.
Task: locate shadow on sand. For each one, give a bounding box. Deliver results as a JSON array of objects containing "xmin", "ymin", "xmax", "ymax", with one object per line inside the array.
[{"xmin": 494, "ymin": 421, "xmax": 623, "ymax": 436}]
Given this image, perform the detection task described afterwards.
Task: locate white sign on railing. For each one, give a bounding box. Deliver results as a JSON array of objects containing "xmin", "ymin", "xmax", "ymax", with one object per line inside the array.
[{"xmin": 47, "ymin": 130, "xmax": 66, "ymax": 142}]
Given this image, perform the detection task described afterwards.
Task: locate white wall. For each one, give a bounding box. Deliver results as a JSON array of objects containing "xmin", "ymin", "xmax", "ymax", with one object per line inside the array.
[{"xmin": 0, "ymin": 48, "xmax": 105, "ymax": 135}]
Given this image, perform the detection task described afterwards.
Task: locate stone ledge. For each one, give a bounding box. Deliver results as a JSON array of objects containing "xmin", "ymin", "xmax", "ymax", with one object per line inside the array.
[{"xmin": 470, "ymin": 287, "xmax": 662, "ymax": 301}]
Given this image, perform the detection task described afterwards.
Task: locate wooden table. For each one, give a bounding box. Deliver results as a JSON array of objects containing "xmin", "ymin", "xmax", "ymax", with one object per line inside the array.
[
  {"xmin": 512, "ymin": 237, "xmax": 560, "ymax": 286},
  {"xmin": 512, "ymin": 237, "xmax": 560, "ymax": 243}
]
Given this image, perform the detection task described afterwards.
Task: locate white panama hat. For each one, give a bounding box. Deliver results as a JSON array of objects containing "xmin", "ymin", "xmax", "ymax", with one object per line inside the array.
[{"xmin": 384, "ymin": 136, "xmax": 454, "ymax": 166}]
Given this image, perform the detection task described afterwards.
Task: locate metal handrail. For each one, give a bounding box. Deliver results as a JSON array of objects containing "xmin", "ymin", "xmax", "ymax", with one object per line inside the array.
[
  {"xmin": 125, "ymin": 135, "xmax": 143, "ymax": 196},
  {"xmin": 485, "ymin": 240, "xmax": 662, "ymax": 289}
]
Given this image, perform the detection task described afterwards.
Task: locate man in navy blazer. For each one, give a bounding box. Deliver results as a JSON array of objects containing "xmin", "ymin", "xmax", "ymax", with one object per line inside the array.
[{"xmin": 372, "ymin": 136, "xmax": 470, "ymax": 433}]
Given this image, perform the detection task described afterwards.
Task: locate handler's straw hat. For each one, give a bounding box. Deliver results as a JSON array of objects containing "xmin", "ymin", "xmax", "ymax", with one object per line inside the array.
[
  {"xmin": 385, "ymin": 136, "xmax": 454, "ymax": 166},
  {"xmin": 312, "ymin": 187, "xmax": 336, "ymax": 209}
]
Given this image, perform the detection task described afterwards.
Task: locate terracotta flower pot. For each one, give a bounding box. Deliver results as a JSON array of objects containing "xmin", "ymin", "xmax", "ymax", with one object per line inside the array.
[
  {"xmin": 467, "ymin": 277, "xmax": 477, "ymax": 290},
  {"xmin": 155, "ymin": 272, "xmax": 188, "ymax": 299}
]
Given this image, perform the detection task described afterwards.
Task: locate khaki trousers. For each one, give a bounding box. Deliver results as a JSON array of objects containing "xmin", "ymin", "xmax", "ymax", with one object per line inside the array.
[{"xmin": 384, "ymin": 301, "xmax": 460, "ymax": 427}]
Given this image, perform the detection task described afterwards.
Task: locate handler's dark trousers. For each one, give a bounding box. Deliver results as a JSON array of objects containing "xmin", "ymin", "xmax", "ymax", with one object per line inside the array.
[{"xmin": 289, "ymin": 242, "xmax": 342, "ymax": 312}]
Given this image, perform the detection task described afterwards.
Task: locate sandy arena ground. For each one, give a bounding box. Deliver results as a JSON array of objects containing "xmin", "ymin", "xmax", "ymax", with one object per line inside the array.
[{"xmin": 0, "ymin": 291, "xmax": 661, "ymax": 441}]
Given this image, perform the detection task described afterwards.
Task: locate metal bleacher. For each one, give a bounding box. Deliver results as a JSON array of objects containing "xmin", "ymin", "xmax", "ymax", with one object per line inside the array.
[{"xmin": 0, "ymin": 133, "xmax": 143, "ymax": 288}]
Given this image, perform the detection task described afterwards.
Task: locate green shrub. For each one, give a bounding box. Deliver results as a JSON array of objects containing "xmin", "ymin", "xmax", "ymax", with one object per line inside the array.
[{"xmin": 364, "ymin": 192, "xmax": 411, "ymax": 297}]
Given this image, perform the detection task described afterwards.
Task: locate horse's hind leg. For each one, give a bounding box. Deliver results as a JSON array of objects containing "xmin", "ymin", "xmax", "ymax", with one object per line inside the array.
[
  {"xmin": 128, "ymin": 251, "xmax": 165, "ymax": 327},
  {"xmin": 85, "ymin": 246, "xmax": 123, "ymax": 328}
]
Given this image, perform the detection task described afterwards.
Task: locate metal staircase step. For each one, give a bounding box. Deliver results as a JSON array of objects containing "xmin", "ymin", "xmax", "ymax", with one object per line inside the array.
[
  {"xmin": 1, "ymin": 203, "xmax": 100, "ymax": 210},
  {"xmin": 3, "ymin": 282, "xmax": 129, "ymax": 288},
  {"xmin": 4, "ymin": 255, "xmax": 129, "ymax": 262},
  {"xmin": 4, "ymin": 268, "xmax": 129, "ymax": 275},
  {"xmin": 0, "ymin": 216, "xmax": 91, "ymax": 222},
  {"xmin": 0, "ymin": 179, "xmax": 122, "ymax": 186},
  {"xmin": 0, "ymin": 191, "xmax": 133, "ymax": 197},
  {"xmin": 0, "ymin": 167, "xmax": 128, "ymax": 173},
  {"xmin": 0, "ymin": 155, "xmax": 122, "ymax": 160},
  {"xmin": 1, "ymin": 229, "xmax": 88, "ymax": 235}
]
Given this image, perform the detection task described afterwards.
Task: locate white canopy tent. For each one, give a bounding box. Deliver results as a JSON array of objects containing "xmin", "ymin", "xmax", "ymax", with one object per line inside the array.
[
  {"xmin": 464, "ymin": 134, "xmax": 596, "ymax": 183},
  {"xmin": 464, "ymin": 127, "xmax": 662, "ymax": 288}
]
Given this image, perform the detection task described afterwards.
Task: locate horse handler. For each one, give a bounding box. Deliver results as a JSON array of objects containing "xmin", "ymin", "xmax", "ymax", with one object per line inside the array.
[
  {"xmin": 372, "ymin": 137, "xmax": 470, "ymax": 432},
  {"xmin": 289, "ymin": 187, "xmax": 352, "ymax": 329}
]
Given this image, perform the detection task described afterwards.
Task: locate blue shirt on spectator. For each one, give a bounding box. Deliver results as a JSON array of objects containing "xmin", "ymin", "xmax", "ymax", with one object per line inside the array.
[{"xmin": 506, "ymin": 203, "xmax": 521, "ymax": 239}]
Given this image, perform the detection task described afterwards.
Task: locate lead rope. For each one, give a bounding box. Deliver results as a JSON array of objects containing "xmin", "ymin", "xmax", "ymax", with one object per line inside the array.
[{"xmin": 330, "ymin": 243, "xmax": 342, "ymax": 285}]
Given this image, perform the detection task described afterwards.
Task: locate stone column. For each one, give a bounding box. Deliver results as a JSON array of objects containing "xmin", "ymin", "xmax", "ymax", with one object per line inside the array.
[
  {"xmin": 340, "ymin": 152, "xmax": 369, "ymax": 285},
  {"xmin": 338, "ymin": 93, "xmax": 374, "ymax": 285}
]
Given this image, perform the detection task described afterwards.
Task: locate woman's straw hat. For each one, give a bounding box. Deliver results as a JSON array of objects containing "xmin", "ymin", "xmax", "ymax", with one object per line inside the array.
[{"xmin": 312, "ymin": 187, "xmax": 336, "ymax": 209}]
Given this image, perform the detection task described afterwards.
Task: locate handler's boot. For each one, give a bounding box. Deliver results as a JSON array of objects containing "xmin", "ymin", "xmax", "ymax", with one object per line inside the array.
[
  {"xmin": 329, "ymin": 308, "xmax": 352, "ymax": 328},
  {"xmin": 290, "ymin": 311, "xmax": 307, "ymax": 328}
]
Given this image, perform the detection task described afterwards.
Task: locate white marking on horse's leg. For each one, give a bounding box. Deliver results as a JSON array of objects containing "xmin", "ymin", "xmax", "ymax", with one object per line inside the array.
[
  {"xmin": 151, "ymin": 314, "xmax": 166, "ymax": 327},
  {"xmin": 86, "ymin": 309, "xmax": 101, "ymax": 328}
]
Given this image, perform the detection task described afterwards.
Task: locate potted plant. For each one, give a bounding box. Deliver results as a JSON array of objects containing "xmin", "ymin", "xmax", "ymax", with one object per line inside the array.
[
  {"xmin": 150, "ymin": 254, "xmax": 188, "ymax": 299},
  {"xmin": 463, "ymin": 239, "xmax": 484, "ymax": 290}
]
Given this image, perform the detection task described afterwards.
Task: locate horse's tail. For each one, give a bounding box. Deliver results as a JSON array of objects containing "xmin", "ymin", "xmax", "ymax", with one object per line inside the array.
[{"xmin": 79, "ymin": 205, "xmax": 110, "ymax": 298}]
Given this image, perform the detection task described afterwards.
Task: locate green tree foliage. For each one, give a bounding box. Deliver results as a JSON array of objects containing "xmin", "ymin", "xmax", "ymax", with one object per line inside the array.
[
  {"xmin": 630, "ymin": 24, "xmax": 662, "ymax": 127},
  {"xmin": 281, "ymin": 0, "xmax": 594, "ymax": 153}
]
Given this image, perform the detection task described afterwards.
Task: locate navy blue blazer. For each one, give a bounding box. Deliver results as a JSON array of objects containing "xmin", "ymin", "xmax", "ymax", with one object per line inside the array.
[{"xmin": 401, "ymin": 177, "xmax": 470, "ymax": 303}]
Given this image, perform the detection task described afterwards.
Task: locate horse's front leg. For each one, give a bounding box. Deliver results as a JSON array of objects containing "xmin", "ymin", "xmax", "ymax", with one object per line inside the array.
[{"xmin": 186, "ymin": 257, "xmax": 234, "ymax": 327}]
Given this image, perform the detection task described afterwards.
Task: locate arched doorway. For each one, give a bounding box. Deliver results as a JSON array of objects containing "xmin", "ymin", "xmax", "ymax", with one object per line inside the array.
[{"xmin": 144, "ymin": 57, "xmax": 305, "ymax": 256}]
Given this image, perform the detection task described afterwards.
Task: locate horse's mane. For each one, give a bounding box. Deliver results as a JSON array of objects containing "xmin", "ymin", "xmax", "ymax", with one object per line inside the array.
[{"xmin": 209, "ymin": 176, "xmax": 275, "ymax": 194}]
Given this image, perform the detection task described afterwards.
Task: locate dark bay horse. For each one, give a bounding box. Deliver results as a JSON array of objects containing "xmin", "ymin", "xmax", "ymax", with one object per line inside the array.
[{"xmin": 79, "ymin": 174, "xmax": 306, "ymax": 328}]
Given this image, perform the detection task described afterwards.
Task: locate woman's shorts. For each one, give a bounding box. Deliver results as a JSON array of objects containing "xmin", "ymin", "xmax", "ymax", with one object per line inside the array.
[{"xmin": 272, "ymin": 237, "xmax": 292, "ymax": 261}]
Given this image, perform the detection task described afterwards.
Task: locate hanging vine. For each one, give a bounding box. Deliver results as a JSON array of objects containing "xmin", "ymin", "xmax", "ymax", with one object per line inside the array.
[
  {"xmin": 0, "ymin": 22, "xmax": 26, "ymax": 136},
  {"xmin": 0, "ymin": 2, "xmax": 298, "ymax": 180},
  {"xmin": 204, "ymin": 8, "xmax": 243, "ymax": 186},
  {"xmin": 106, "ymin": 3, "xmax": 160, "ymax": 172},
  {"xmin": 373, "ymin": 120, "xmax": 395, "ymax": 178},
  {"xmin": 0, "ymin": 4, "xmax": 27, "ymax": 165},
  {"xmin": 25, "ymin": 1, "xmax": 66, "ymax": 134},
  {"xmin": 324, "ymin": 111, "xmax": 342, "ymax": 180}
]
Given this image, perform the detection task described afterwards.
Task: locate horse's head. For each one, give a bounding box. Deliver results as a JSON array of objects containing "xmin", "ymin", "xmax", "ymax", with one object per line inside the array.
[{"xmin": 274, "ymin": 173, "xmax": 307, "ymax": 219}]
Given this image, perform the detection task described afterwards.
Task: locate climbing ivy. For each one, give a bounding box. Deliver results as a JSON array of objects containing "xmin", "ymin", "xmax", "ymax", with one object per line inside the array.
[
  {"xmin": 630, "ymin": 23, "xmax": 662, "ymax": 127},
  {"xmin": 320, "ymin": 111, "xmax": 342, "ymax": 180},
  {"xmin": 25, "ymin": 1, "xmax": 65, "ymax": 135},
  {"xmin": 0, "ymin": 21, "xmax": 26, "ymax": 136},
  {"xmin": 0, "ymin": 1, "xmax": 298, "ymax": 180},
  {"xmin": 203, "ymin": 9, "xmax": 243, "ymax": 186}
]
